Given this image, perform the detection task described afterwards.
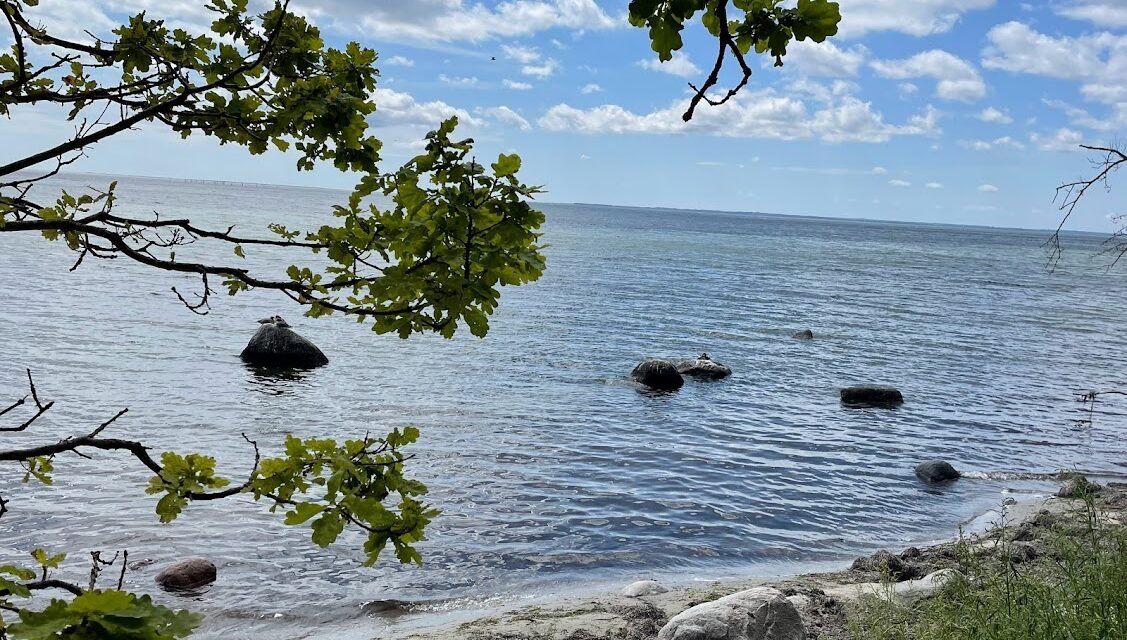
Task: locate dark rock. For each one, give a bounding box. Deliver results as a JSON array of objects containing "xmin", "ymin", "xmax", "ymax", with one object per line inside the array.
[
  {"xmin": 793, "ymin": 329, "xmax": 814, "ymax": 340},
  {"xmin": 1009, "ymin": 543, "xmax": 1039, "ymax": 564},
  {"xmin": 675, "ymin": 353, "xmax": 732, "ymax": 380},
  {"xmin": 632, "ymin": 359, "xmax": 684, "ymax": 391},
  {"xmin": 1011, "ymin": 521, "xmax": 1036, "ymax": 542},
  {"xmin": 240, "ymin": 316, "xmax": 328, "ymax": 369},
  {"xmin": 900, "ymin": 546, "xmax": 922, "ymax": 559},
  {"xmin": 915, "ymin": 460, "xmax": 960, "ymax": 484},
  {"xmin": 840, "ymin": 385, "xmax": 903, "ymax": 407},
  {"xmin": 850, "ymin": 550, "xmax": 917, "ymax": 581},
  {"xmin": 155, "ymin": 558, "xmax": 216, "ymax": 590}
]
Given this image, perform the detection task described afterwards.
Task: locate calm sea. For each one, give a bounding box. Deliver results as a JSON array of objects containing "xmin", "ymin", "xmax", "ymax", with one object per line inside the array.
[{"xmin": 2, "ymin": 174, "xmax": 1126, "ymax": 638}]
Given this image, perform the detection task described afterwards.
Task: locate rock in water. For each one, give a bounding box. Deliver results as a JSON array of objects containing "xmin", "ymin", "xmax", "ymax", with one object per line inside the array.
[
  {"xmin": 632, "ymin": 359, "xmax": 684, "ymax": 391},
  {"xmin": 915, "ymin": 460, "xmax": 960, "ymax": 483},
  {"xmin": 675, "ymin": 353, "xmax": 732, "ymax": 380},
  {"xmin": 623, "ymin": 580, "xmax": 670, "ymax": 597},
  {"xmin": 240, "ymin": 318, "xmax": 328, "ymax": 368},
  {"xmin": 155, "ymin": 558, "xmax": 216, "ymax": 590},
  {"xmin": 657, "ymin": 587, "xmax": 806, "ymax": 640},
  {"xmin": 793, "ymin": 329, "xmax": 814, "ymax": 340},
  {"xmin": 840, "ymin": 386, "xmax": 903, "ymax": 407}
]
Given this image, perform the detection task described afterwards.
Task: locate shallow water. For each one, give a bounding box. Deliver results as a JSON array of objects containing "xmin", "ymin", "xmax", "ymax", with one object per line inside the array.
[{"xmin": 2, "ymin": 174, "xmax": 1126, "ymax": 638}]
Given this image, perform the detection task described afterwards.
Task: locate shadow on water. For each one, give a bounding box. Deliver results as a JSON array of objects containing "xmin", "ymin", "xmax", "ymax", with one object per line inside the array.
[{"xmin": 244, "ymin": 364, "xmax": 316, "ymax": 395}]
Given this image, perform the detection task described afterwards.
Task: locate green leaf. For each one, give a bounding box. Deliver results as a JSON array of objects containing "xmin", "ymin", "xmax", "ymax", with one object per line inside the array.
[
  {"xmin": 283, "ymin": 502, "xmax": 324, "ymax": 525},
  {"xmin": 491, "ymin": 153, "xmax": 521, "ymax": 177}
]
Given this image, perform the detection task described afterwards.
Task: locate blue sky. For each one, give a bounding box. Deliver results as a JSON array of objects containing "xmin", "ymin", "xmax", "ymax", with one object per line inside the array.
[{"xmin": 5, "ymin": 1, "xmax": 1127, "ymax": 231}]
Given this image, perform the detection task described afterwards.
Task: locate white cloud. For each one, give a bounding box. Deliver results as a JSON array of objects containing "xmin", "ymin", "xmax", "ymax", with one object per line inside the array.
[
  {"xmin": 384, "ymin": 55, "xmax": 415, "ymax": 67},
  {"xmin": 580, "ymin": 83, "xmax": 603, "ymax": 94},
  {"xmin": 372, "ymin": 88, "xmax": 478, "ymax": 127},
  {"xmin": 835, "ymin": 0, "xmax": 996, "ymax": 37},
  {"xmin": 1031, "ymin": 128, "xmax": 1085, "ymax": 151},
  {"xmin": 982, "ymin": 22, "xmax": 1127, "ymax": 90},
  {"xmin": 481, "ymin": 106, "xmax": 531, "ymax": 130},
  {"xmin": 1055, "ymin": 1, "xmax": 1127, "ymax": 27},
  {"xmin": 977, "ymin": 107, "xmax": 1012, "ymax": 124},
  {"xmin": 537, "ymin": 89, "xmax": 940, "ymax": 143},
  {"xmin": 889, "ymin": 179, "xmax": 912, "ymax": 187},
  {"xmin": 977, "ymin": 184, "xmax": 999, "ymax": 192},
  {"xmin": 302, "ymin": 0, "xmax": 617, "ymax": 43},
  {"xmin": 871, "ymin": 166, "xmax": 889, "ymax": 175},
  {"xmin": 579, "ymin": 154, "xmax": 591, "ymax": 160},
  {"xmin": 503, "ymin": 79, "xmax": 533, "ymax": 90},
  {"xmin": 522, "ymin": 58, "xmax": 560, "ymax": 78},
  {"xmin": 871, "ymin": 50, "xmax": 986, "ymax": 102},
  {"xmin": 638, "ymin": 52, "xmax": 701, "ymax": 78},
  {"xmin": 785, "ymin": 41, "xmax": 869, "ymax": 77},
  {"xmin": 960, "ymin": 136, "xmax": 1025, "ymax": 151},
  {"xmin": 926, "ymin": 182, "xmax": 944, "ymax": 189},
  {"xmin": 502, "ymin": 44, "xmax": 541, "ymax": 64},
  {"xmin": 899, "ymin": 82, "xmax": 919, "ymax": 96},
  {"xmin": 438, "ymin": 74, "xmax": 480, "ymax": 87}
]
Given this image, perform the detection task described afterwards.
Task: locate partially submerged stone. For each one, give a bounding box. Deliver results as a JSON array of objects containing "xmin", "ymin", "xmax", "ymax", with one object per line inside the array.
[
  {"xmin": 675, "ymin": 353, "xmax": 732, "ymax": 380},
  {"xmin": 915, "ymin": 460, "xmax": 960, "ymax": 484},
  {"xmin": 840, "ymin": 386, "xmax": 903, "ymax": 407},
  {"xmin": 240, "ymin": 316, "xmax": 328, "ymax": 369},
  {"xmin": 632, "ymin": 359, "xmax": 684, "ymax": 391},
  {"xmin": 155, "ymin": 558, "xmax": 216, "ymax": 590},
  {"xmin": 657, "ymin": 586, "xmax": 805, "ymax": 640},
  {"xmin": 622, "ymin": 580, "xmax": 670, "ymax": 597},
  {"xmin": 793, "ymin": 329, "xmax": 814, "ymax": 340}
]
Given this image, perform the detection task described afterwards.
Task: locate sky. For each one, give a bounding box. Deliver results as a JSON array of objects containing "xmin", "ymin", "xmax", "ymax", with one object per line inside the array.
[{"xmin": 5, "ymin": 0, "xmax": 1127, "ymax": 231}]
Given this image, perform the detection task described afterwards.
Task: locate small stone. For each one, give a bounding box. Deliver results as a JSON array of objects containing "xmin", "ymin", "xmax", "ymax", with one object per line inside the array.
[
  {"xmin": 900, "ymin": 547, "xmax": 922, "ymax": 559},
  {"xmin": 914, "ymin": 460, "xmax": 960, "ymax": 483},
  {"xmin": 632, "ymin": 359, "xmax": 684, "ymax": 391},
  {"xmin": 155, "ymin": 558, "xmax": 217, "ymax": 590},
  {"xmin": 622, "ymin": 580, "xmax": 670, "ymax": 597},
  {"xmin": 793, "ymin": 329, "xmax": 814, "ymax": 340},
  {"xmin": 840, "ymin": 386, "xmax": 903, "ymax": 407},
  {"xmin": 675, "ymin": 353, "xmax": 732, "ymax": 380},
  {"xmin": 1057, "ymin": 475, "xmax": 1103, "ymax": 498}
]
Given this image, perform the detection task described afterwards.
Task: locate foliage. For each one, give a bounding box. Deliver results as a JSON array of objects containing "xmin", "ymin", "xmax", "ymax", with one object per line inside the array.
[
  {"xmin": 0, "ymin": 0, "xmax": 546, "ymax": 336},
  {"xmin": 628, "ymin": 0, "xmax": 842, "ymax": 120},
  {"xmin": 8, "ymin": 590, "xmax": 201, "ymax": 640},
  {"xmin": 846, "ymin": 492, "xmax": 1127, "ymax": 640}
]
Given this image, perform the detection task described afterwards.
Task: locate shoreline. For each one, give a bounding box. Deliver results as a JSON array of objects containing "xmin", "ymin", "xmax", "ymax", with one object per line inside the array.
[{"xmin": 396, "ymin": 478, "xmax": 1120, "ymax": 640}]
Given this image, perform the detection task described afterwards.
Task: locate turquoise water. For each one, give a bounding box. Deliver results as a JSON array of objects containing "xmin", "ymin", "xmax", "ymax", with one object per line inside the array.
[{"xmin": 2, "ymin": 174, "xmax": 1126, "ymax": 638}]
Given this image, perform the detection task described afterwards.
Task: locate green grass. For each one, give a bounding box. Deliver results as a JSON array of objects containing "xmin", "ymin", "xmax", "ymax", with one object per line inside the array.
[{"xmin": 847, "ymin": 491, "xmax": 1127, "ymax": 640}]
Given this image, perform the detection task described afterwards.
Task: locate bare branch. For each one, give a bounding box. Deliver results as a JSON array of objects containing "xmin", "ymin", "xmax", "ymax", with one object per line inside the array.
[{"xmin": 1046, "ymin": 143, "xmax": 1127, "ymax": 270}]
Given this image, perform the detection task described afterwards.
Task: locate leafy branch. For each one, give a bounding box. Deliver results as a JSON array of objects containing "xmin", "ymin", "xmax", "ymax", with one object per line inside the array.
[{"xmin": 628, "ymin": 0, "xmax": 841, "ymax": 121}]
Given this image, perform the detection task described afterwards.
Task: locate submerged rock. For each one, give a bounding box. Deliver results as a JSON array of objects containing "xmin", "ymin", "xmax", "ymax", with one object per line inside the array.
[
  {"xmin": 632, "ymin": 359, "xmax": 684, "ymax": 391},
  {"xmin": 622, "ymin": 580, "xmax": 669, "ymax": 597},
  {"xmin": 657, "ymin": 586, "xmax": 805, "ymax": 640},
  {"xmin": 839, "ymin": 385, "xmax": 903, "ymax": 407},
  {"xmin": 675, "ymin": 353, "xmax": 732, "ymax": 380},
  {"xmin": 793, "ymin": 329, "xmax": 815, "ymax": 340},
  {"xmin": 155, "ymin": 558, "xmax": 216, "ymax": 590},
  {"xmin": 240, "ymin": 316, "xmax": 328, "ymax": 369},
  {"xmin": 915, "ymin": 460, "xmax": 960, "ymax": 484}
]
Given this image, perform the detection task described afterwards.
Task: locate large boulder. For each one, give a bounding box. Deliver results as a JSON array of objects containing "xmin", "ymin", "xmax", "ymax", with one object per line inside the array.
[
  {"xmin": 675, "ymin": 353, "xmax": 732, "ymax": 380},
  {"xmin": 240, "ymin": 317, "xmax": 328, "ymax": 368},
  {"xmin": 155, "ymin": 558, "xmax": 216, "ymax": 590},
  {"xmin": 658, "ymin": 587, "xmax": 805, "ymax": 640},
  {"xmin": 840, "ymin": 385, "xmax": 903, "ymax": 407},
  {"xmin": 915, "ymin": 460, "xmax": 960, "ymax": 484},
  {"xmin": 632, "ymin": 359, "xmax": 684, "ymax": 391}
]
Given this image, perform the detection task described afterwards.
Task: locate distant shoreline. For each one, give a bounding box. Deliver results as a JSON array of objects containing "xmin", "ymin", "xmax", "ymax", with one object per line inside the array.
[{"xmin": 14, "ymin": 169, "xmax": 1110, "ymax": 236}]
